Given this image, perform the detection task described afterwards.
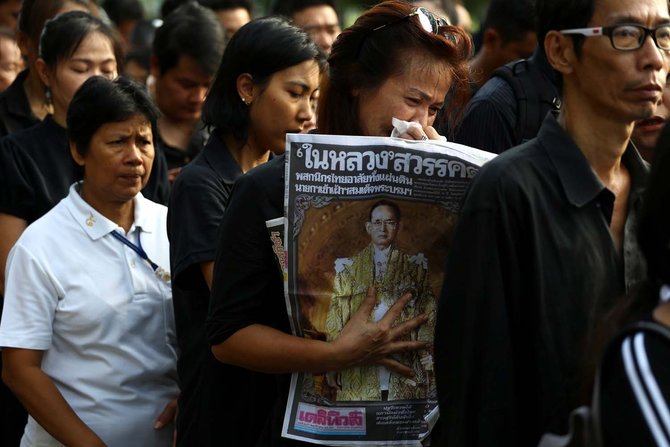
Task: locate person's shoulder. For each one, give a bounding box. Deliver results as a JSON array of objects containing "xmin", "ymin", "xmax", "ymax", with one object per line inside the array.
[
  {"xmin": 16, "ymin": 198, "xmax": 72, "ymax": 249},
  {"xmin": 459, "ymin": 139, "xmax": 550, "ymax": 213},
  {"xmin": 1, "ymin": 119, "xmax": 50, "ymax": 150},
  {"xmin": 172, "ymin": 155, "xmax": 217, "ymax": 190},
  {"xmin": 473, "ymin": 140, "xmax": 544, "ymax": 185},
  {"xmin": 247, "ymin": 153, "xmax": 285, "ymax": 178},
  {"xmin": 238, "ymin": 154, "xmax": 285, "ymax": 192}
]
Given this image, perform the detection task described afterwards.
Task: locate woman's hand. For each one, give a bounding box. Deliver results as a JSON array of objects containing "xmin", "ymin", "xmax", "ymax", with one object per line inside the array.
[
  {"xmin": 153, "ymin": 399, "xmax": 177, "ymax": 429},
  {"xmin": 331, "ymin": 287, "xmax": 430, "ymax": 377},
  {"xmin": 398, "ymin": 124, "xmax": 446, "ymax": 142},
  {"xmin": 2, "ymin": 348, "xmax": 107, "ymax": 447}
]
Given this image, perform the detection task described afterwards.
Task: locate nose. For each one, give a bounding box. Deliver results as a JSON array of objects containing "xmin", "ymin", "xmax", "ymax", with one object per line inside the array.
[
  {"xmin": 124, "ymin": 142, "xmax": 143, "ymax": 165},
  {"xmin": 190, "ymin": 86, "xmax": 208, "ymax": 104},
  {"xmin": 640, "ymin": 32, "xmax": 667, "ymax": 73},
  {"xmin": 297, "ymin": 97, "xmax": 314, "ymax": 124},
  {"xmin": 318, "ymin": 32, "xmax": 334, "ymax": 54},
  {"xmin": 410, "ymin": 106, "xmax": 430, "ymax": 128}
]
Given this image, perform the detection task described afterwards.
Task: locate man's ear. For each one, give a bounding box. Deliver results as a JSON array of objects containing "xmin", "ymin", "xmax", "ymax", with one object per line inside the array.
[
  {"xmin": 365, "ymin": 221, "xmax": 373, "ymax": 236},
  {"xmin": 544, "ymin": 30, "xmax": 575, "ymax": 75},
  {"xmin": 483, "ymin": 28, "xmax": 502, "ymax": 50}
]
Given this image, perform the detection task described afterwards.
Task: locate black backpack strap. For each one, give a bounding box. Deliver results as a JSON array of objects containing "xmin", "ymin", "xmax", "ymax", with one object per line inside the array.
[{"xmin": 491, "ymin": 56, "xmax": 561, "ymax": 145}]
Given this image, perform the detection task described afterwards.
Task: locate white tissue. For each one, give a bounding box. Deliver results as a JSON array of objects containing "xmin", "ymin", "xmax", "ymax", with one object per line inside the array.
[{"xmin": 390, "ymin": 117, "xmax": 423, "ymax": 138}]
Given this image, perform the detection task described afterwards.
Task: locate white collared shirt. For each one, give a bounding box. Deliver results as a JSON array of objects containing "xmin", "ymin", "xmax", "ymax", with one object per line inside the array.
[{"xmin": 0, "ymin": 184, "xmax": 178, "ymax": 447}]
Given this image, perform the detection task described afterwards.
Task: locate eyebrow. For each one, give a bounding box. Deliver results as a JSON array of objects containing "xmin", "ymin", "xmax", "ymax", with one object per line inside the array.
[
  {"xmin": 607, "ymin": 14, "xmax": 670, "ymax": 26},
  {"xmin": 408, "ymin": 87, "xmax": 443, "ymax": 105},
  {"xmin": 69, "ymin": 57, "xmax": 117, "ymax": 64},
  {"xmin": 285, "ymin": 80, "xmax": 319, "ymax": 91}
]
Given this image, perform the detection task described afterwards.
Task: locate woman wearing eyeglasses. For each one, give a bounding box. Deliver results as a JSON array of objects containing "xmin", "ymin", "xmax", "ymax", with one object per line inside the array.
[{"xmin": 205, "ymin": 1, "xmax": 471, "ymax": 445}]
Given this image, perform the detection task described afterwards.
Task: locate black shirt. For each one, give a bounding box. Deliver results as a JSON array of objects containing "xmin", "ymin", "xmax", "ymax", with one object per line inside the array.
[
  {"xmin": 0, "ymin": 117, "xmax": 73, "ymax": 222},
  {"xmin": 168, "ymin": 131, "xmax": 276, "ymax": 446},
  {"xmin": 0, "ymin": 116, "xmax": 170, "ymax": 222},
  {"xmin": 0, "ymin": 70, "xmax": 39, "ymax": 138},
  {"xmin": 206, "ymin": 154, "xmax": 313, "ymax": 447},
  {"xmin": 434, "ymin": 113, "xmax": 648, "ymax": 447}
]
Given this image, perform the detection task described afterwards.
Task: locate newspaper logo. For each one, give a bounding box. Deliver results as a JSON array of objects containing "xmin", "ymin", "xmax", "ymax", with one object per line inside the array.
[{"xmin": 294, "ymin": 403, "xmax": 366, "ymax": 436}]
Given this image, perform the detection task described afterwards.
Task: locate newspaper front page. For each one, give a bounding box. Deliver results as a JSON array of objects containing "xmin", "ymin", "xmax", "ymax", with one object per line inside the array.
[{"xmin": 281, "ymin": 133, "xmax": 495, "ymax": 446}]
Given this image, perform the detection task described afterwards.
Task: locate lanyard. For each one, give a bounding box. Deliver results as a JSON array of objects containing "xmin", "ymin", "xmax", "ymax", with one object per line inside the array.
[{"xmin": 110, "ymin": 230, "xmax": 171, "ymax": 282}]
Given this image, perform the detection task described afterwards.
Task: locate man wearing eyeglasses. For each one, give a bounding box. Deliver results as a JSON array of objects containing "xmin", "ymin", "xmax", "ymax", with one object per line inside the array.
[
  {"xmin": 435, "ymin": 0, "xmax": 668, "ymax": 445},
  {"xmin": 325, "ymin": 200, "xmax": 435, "ymax": 401}
]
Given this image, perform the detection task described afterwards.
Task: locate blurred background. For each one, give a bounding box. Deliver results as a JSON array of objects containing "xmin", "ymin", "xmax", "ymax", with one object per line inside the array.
[{"xmin": 138, "ymin": 0, "xmax": 487, "ymax": 28}]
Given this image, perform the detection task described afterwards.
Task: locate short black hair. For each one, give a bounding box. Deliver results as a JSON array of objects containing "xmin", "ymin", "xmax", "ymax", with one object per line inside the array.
[
  {"xmin": 128, "ymin": 18, "xmax": 158, "ymax": 51},
  {"xmin": 153, "ymin": 1, "xmax": 224, "ymax": 76},
  {"xmin": 536, "ymin": 0, "xmax": 594, "ymax": 56},
  {"xmin": 68, "ymin": 75, "xmax": 160, "ymax": 157},
  {"xmin": 202, "ymin": 17, "xmax": 321, "ymax": 141},
  {"xmin": 199, "ymin": 0, "xmax": 252, "ymax": 14},
  {"xmin": 271, "ymin": 0, "xmax": 337, "ymax": 17},
  {"xmin": 369, "ymin": 200, "xmax": 401, "ymax": 222},
  {"xmin": 160, "ymin": 0, "xmax": 187, "ymax": 18},
  {"xmin": 39, "ymin": 10, "xmax": 124, "ymax": 73},
  {"xmin": 102, "ymin": 0, "xmax": 144, "ymax": 26},
  {"xmin": 482, "ymin": 0, "xmax": 536, "ymax": 44}
]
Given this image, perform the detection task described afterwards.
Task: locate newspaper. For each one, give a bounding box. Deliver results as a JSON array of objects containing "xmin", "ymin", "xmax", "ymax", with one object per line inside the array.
[{"xmin": 281, "ymin": 133, "xmax": 495, "ymax": 446}]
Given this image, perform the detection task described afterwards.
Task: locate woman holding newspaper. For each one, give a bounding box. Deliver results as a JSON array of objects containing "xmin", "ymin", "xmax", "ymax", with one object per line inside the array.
[{"xmin": 206, "ymin": 1, "xmax": 471, "ymax": 445}]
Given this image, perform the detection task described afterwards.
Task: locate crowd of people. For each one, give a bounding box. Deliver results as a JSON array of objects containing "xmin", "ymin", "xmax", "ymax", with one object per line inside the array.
[{"xmin": 0, "ymin": 0, "xmax": 668, "ymax": 446}]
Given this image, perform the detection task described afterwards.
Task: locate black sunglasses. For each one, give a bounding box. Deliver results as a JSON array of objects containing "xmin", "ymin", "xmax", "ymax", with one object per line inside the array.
[{"xmin": 371, "ymin": 7, "xmax": 451, "ymax": 36}]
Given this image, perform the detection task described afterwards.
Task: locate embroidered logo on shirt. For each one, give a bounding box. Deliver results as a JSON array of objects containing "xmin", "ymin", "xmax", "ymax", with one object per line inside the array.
[{"xmin": 85, "ymin": 213, "xmax": 96, "ymax": 227}]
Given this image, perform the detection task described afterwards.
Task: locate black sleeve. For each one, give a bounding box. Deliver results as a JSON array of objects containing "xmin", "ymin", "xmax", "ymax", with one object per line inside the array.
[
  {"xmin": 600, "ymin": 331, "xmax": 670, "ymax": 447},
  {"xmin": 206, "ymin": 169, "xmax": 287, "ymax": 346},
  {"xmin": 167, "ymin": 163, "xmax": 231, "ymax": 287},
  {"xmin": 142, "ymin": 143, "xmax": 170, "ymax": 205}
]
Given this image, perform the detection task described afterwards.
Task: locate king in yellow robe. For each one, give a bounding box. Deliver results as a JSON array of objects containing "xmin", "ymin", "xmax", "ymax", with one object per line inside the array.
[{"xmin": 325, "ymin": 243, "xmax": 435, "ymax": 401}]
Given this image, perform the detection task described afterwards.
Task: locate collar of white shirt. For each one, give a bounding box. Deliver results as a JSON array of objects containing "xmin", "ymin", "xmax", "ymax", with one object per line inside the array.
[{"xmin": 64, "ymin": 182, "xmax": 155, "ymax": 241}]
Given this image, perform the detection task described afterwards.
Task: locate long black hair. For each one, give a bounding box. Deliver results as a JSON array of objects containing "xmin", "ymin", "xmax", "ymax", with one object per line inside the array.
[{"xmin": 201, "ymin": 16, "xmax": 321, "ymax": 142}]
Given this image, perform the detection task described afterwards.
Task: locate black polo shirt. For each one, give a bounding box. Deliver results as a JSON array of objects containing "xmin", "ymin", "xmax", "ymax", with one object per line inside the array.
[
  {"xmin": 434, "ymin": 112, "xmax": 648, "ymax": 447},
  {"xmin": 0, "ymin": 116, "xmax": 171, "ymax": 222},
  {"xmin": 207, "ymin": 154, "xmax": 315, "ymax": 446},
  {"xmin": 0, "ymin": 70, "xmax": 39, "ymax": 138},
  {"xmin": 168, "ymin": 131, "xmax": 277, "ymax": 446}
]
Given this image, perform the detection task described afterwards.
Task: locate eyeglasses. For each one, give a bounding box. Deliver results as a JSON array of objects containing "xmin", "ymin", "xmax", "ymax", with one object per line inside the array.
[
  {"xmin": 371, "ymin": 7, "xmax": 451, "ymax": 36},
  {"xmin": 560, "ymin": 24, "xmax": 670, "ymax": 51},
  {"xmin": 370, "ymin": 219, "xmax": 398, "ymax": 229}
]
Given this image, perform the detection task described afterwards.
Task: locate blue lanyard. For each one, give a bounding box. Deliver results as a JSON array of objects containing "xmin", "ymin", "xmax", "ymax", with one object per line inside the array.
[{"xmin": 110, "ymin": 230, "xmax": 170, "ymax": 282}]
